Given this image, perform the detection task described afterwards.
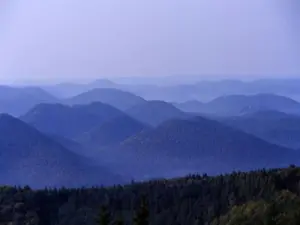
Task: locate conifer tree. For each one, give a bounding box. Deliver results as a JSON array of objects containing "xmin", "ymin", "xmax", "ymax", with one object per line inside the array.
[
  {"xmin": 96, "ymin": 205, "xmax": 111, "ymax": 225},
  {"xmin": 133, "ymin": 196, "xmax": 149, "ymax": 225},
  {"xmin": 113, "ymin": 218, "xmax": 124, "ymax": 225}
]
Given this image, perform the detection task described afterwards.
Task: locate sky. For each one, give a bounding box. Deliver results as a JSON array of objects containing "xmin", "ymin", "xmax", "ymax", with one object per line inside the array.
[{"xmin": 0, "ymin": 0, "xmax": 299, "ymax": 83}]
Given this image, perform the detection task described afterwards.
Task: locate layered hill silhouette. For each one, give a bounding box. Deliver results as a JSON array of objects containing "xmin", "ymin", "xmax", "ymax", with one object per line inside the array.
[
  {"xmin": 0, "ymin": 114, "xmax": 121, "ymax": 188},
  {"xmin": 124, "ymin": 79, "xmax": 300, "ymax": 102},
  {"xmin": 49, "ymin": 134, "xmax": 86, "ymax": 155},
  {"xmin": 221, "ymin": 110, "xmax": 300, "ymax": 149},
  {"xmin": 126, "ymin": 100, "xmax": 188, "ymax": 126},
  {"xmin": 20, "ymin": 102, "xmax": 125, "ymax": 139},
  {"xmin": 43, "ymin": 79, "xmax": 118, "ymax": 98},
  {"xmin": 42, "ymin": 78, "xmax": 300, "ymax": 103},
  {"xmin": 78, "ymin": 115, "xmax": 150, "ymax": 147},
  {"xmin": 65, "ymin": 88, "xmax": 146, "ymax": 110},
  {"xmin": 173, "ymin": 100, "xmax": 204, "ymax": 113},
  {"xmin": 110, "ymin": 117, "xmax": 300, "ymax": 179},
  {"xmin": 0, "ymin": 86, "xmax": 58, "ymax": 116},
  {"xmin": 176, "ymin": 93, "xmax": 300, "ymax": 116}
]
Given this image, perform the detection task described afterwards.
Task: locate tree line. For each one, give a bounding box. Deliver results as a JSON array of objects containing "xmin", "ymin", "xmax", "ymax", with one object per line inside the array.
[{"xmin": 1, "ymin": 166, "xmax": 300, "ymax": 225}]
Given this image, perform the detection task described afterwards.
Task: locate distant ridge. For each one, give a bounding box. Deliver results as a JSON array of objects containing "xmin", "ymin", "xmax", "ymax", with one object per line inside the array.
[
  {"xmin": 126, "ymin": 100, "xmax": 188, "ymax": 126},
  {"xmin": 0, "ymin": 86, "xmax": 58, "ymax": 116},
  {"xmin": 176, "ymin": 93, "xmax": 300, "ymax": 116},
  {"xmin": 42, "ymin": 78, "xmax": 300, "ymax": 103},
  {"xmin": 173, "ymin": 100, "xmax": 204, "ymax": 113},
  {"xmin": 78, "ymin": 114, "xmax": 150, "ymax": 147},
  {"xmin": 20, "ymin": 102, "xmax": 125, "ymax": 139},
  {"xmin": 65, "ymin": 88, "xmax": 146, "ymax": 110},
  {"xmin": 222, "ymin": 110, "xmax": 300, "ymax": 149},
  {"xmin": 43, "ymin": 79, "xmax": 118, "ymax": 97}
]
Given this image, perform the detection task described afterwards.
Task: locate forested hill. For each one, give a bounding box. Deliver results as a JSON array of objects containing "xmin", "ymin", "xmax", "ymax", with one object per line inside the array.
[{"xmin": 1, "ymin": 166, "xmax": 300, "ymax": 225}]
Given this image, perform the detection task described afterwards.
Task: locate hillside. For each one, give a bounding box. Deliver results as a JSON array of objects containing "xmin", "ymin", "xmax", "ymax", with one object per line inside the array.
[
  {"xmin": 0, "ymin": 86, "xmax": 58, "ymax": 116},
  {"xmin": 173, "ymin": 100, "xmax": 204, "ymax": 113},
  {"xmin": 212, "ymin": 190, "xmax": 300, "ymax": 225},
  {"xmin": 49, "ymin": 134, "xmax": 86, "ymax": 155},
  {"xmin": 114, "ymin": 117, "xmax": 300, "ymax": 178},
  {"xmin": 221, "ymin": 110, "xmax": 300, "ymax": 149},
  {"xmin": 200, "ymin": 93, "xmax": 300, "ymax": 116},
  {"xmin": 0, "ymin": 114, "xmax": 121, "ymax": 188},
  {"xmin": 126, "ymin": 100, "xmax": 188, "ymax": 126},
  {"xmin": 65, "ymin": 88, "xmax": 146, "ymax": 110},
  {"xmin": 78, "ymin": 115, "xmax": 150, "ymax": 147},
  {"xmin": 20, "ymin": 102, "xmax": 125, "ymax": 139}
]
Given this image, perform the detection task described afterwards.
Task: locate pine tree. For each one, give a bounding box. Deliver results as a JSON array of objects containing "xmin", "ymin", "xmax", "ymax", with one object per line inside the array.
[
  {"xmin": 113, "ymin": 218, "xmax": 125, "ymax": 225},
  {"xmin": 113, "ymin": 213, "xmax": 125, "ymax": 225},
  {"xmin": 133, "ymin": 196, "xmax": 149, "ymax": 225},
  {"xmin": 96, "ymin": 205, "xmax": 111, "ymax": 225}
]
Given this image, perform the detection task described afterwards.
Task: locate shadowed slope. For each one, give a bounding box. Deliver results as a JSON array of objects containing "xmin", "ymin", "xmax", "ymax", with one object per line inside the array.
[{"xmin": 0, "ymin": 114, "xmax": 122, "ymax": 187}]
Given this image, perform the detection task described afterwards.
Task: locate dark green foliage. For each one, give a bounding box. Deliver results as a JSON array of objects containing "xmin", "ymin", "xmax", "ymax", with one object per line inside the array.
[
  {"xmin": 133, "ymin": 197, "xmax": 149, "ymax": 225},
  {"xmin": 96, "ymin": 206, "xmax": 111, "ymax": 225},
  {"xmin": 211, "ymin": 200, "xmax": 269, "ymax": 225},
  {"xmin": 113, "ymin": 217, "xmax": 125, "ymax": 225},
  {"xmin": 1, "ymin": 167, "xmax": 300, "ymax": 224},
  {"xmin": 212, "ymin": 190, "xmax": 300, "ymax": 225}
]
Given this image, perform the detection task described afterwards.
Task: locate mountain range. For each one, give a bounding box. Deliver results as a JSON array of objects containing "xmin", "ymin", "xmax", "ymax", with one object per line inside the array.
[
  {"xmin": 17, "ymin": 94, "xmax": 300, "ymax": 181},
  {"xmin": 0, "ymin": 114, "xmax": 121, "ymax": 188},
  {"xmin": 20, "ymin": 102, "xmax": 124, "ymax": 139},
  {"xmin": 42, "ymin": 79, "xmax": 117, "ymax": 98},
  {"xmin": 0, "ymin": 86, "xmax": 58, "ymax": 116},
  {"xmin": 92, "ymin": 117, "xmax": 300, "ymax": 179},
  {"xmin": 221, "ymin": 110, "xmax": 300, "ymax": 149},
  {"xmin": 1, "ymin": 80, "xmax": 300, "ymax": 187},
  {"xmin": 41, "ymin": 78, "xmax": 300, "ymax": 102},
  {"xmin": 65, "ymin": 88, "xmax": 146, "ymax": 110},
  {"xmin": 176, "ymin": 93, "xmax": 300, "ymax": 116},
  {"xmin": 77, "ymin": 114, "xmax": 149, "ymax": 148},
  {"xmin": 126, "ymin": 100, "xmax": 188, "ymax": 126}
]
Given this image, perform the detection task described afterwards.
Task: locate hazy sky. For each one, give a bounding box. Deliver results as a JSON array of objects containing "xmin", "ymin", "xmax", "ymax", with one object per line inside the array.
[{"xmin": 0, "ymin": 0, "xmax": 299, "ymax": 82}]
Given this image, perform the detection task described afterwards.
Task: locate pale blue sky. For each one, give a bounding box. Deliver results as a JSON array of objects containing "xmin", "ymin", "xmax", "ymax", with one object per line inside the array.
[{"xmin": 0, "ymin": 0, "xmax": 299, "ymax": 82}]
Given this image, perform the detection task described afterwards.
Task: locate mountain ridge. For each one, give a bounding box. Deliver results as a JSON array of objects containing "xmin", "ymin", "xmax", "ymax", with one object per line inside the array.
[
  {"xmin": 0, "ymin": 114, "xmax": 122, "ymax": 188},
  {"xmin": 78, "ymin": 114, "xmax": 150, "ymax": 147},
  {"xmin": 91, "ymin": 116, "xmax": 300, "ymax": 180},
  {"xmin": 126, "ymin": 100, "xmax": 188, "ymax": 126},
  {"xmin": 20, "ymin": 102, "xmax": 125, "ymax": 139},
  {"xmin": 65, "ymin": 88, "xmax": 146, "ymax": 110},
  {"xmin": 175, "ymin": 93, "xmax": 300, "ymax": 116},
  {"xmin": 221, "ymin": 110, "xmax": 300, "ymax": 149},
  {"xmin": 0, "ymin": 86, "xmax": 58, "ymax": 116}
]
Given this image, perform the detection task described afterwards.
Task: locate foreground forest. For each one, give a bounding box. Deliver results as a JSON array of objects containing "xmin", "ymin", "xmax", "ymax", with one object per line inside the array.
[{"xmin": 1, "ymin": 166, "xmax": 300, "ymax": 225}]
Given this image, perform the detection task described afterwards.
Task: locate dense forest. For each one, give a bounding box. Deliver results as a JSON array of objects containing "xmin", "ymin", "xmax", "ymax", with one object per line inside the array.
[{"xmin": 1, "ymin": 165, "xmax": 300, "ymax": 225}]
